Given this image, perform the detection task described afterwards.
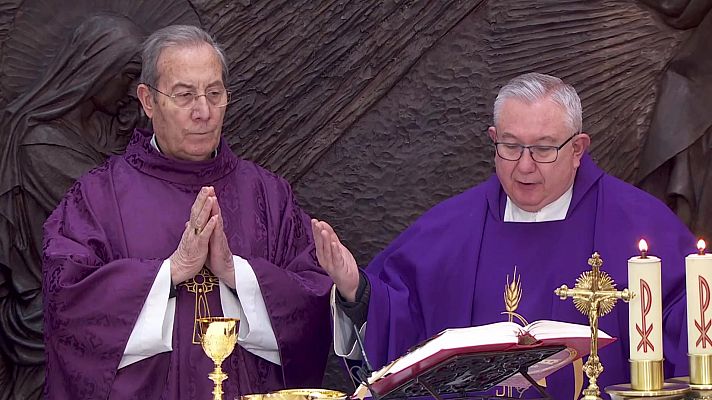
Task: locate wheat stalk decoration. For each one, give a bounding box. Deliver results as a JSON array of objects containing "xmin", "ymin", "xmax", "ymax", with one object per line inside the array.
[{"xmin": 502, "ymin": 266, "xmax": 528, "ymax": 325}]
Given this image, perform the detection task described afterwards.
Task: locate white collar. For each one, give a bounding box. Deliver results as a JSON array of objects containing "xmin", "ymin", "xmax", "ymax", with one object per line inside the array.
[
  {"xmin": 150, "ymin": 134, "xmax": 218, "ymax": 158},
  {"xmin": 504, "ymin": 184, "xmax": 573, "ymax": 222}
]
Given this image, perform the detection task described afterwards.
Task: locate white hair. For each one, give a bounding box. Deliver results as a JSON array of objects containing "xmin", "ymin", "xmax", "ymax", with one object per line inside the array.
[
  {"xmin": 493, "ymin": 72, "xmax": 582, "ymax": 133},
  {"xmin": 140, "ymin": 25, "xmax": 228, "ymax": 89}
]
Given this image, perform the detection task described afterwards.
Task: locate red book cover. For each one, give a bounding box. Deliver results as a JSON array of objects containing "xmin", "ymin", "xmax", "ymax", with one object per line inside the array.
[{"xmin": 355, "ymin": 320, "xmax": 616, "ymax": 398}]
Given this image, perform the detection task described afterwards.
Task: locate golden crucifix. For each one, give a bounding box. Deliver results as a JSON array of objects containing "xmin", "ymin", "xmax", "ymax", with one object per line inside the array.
[
  {"xmin": 180, "ymin": 267, "xmax": 220, "ymax": 344},
  {"xmin": 554, "ymin": 252, "xmax": 633, "ymax": 400}
]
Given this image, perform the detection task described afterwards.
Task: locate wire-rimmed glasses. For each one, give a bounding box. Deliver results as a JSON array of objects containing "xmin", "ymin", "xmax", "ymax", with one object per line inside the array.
[
  {"xmin": 144, "ymin": 83, "xmax": 231, "ymax": 109},
  {"xmin": 494, "ymin": 134, "xmax": 578, "ymax": 163}
]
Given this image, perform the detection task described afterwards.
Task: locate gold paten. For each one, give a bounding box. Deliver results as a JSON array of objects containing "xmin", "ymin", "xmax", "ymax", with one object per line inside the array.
[
  {"xmin": 239, "ymin": 389, "xmax": 347, "ymax": 400},
  {"xmin": 198, "ymin": 317, "xmax": 239, "ymax": 400},
  {"xmin": 555, "ymin": 252, "xmax": 633, "ymax": 400}
]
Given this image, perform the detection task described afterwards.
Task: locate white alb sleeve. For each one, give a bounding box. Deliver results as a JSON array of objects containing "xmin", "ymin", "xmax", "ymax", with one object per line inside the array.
[
  {"xmin": 331, "ymin": 285, "xmax": 367, "ymax": 359},
  {"xmin": 119, "ymin": 259, "xmax": 175, "ymax": 369},
  {"xmin": 219, "ymin": 255, "xmax": 281, "ymax": 365}
]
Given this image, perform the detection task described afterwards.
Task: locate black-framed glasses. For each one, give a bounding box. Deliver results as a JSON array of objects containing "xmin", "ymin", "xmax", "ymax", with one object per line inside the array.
[
  {"xmin": 144, "ymin": 83, "xmax": 231, "ymax": 109},
  {"xmin": 494, "ymin": 134, "xmax": 578, "ymax": 163}
]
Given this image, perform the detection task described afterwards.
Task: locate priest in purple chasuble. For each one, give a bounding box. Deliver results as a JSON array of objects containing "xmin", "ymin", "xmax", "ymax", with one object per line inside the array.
[
  {"xmin": 42, "ymin": 25, "xmax": 332, "ymax": 399},
  {"xmin": 313, "ymin": 73, "xmax": 695, "ymax": 399}
]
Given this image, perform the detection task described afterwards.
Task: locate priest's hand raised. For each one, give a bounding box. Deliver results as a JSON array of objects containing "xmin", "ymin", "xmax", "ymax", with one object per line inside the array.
[
  {"xmin": 206, "ymin": 195, "xmax": 236, "ymax": 288},
  {"xmin": 311, "ymin": 219, "xmax": 359, "ymax": 302},
  {"xmin": 170, "ymin": 187, "xmax": 218, "ymax": 285}
]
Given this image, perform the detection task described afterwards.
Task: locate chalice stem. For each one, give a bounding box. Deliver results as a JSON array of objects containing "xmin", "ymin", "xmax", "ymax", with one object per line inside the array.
[{"xmin": 209, "ymin": 364, "xmax": 228, "ymax": 400}]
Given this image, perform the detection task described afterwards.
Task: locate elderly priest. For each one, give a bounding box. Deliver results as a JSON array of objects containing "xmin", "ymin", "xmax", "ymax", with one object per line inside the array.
[
  {"xmin": 312, "ymin": 72, "xmax": 695, "ymax": 399},
  {"xmin": 43, "ymin": 25, "xmax": 332, "ymax": 399}
]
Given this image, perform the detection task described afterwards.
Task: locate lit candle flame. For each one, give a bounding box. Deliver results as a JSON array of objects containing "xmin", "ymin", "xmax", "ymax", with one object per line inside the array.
[
  {"xmin": 699, "ymin": 239, "xmax": 707, "ymax": 255},
  {"xmin": 639, "ymin": 239, "xmax": 648, "ymax": 258}
]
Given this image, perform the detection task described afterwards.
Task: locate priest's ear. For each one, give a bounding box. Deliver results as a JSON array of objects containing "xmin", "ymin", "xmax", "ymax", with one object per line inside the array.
[
  {"xmin": 572, "ymin": 132, "xmax": 591, "ymax": 166},
  {"xmin": 136, "ymin": 83, "xmax": 155, "ymax": 119},
  {"xmin": 487, "ymin": 126, "xmax": 497, "ymax": 142}
]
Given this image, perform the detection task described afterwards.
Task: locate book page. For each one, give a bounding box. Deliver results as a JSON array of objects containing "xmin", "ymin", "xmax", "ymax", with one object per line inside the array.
[
  {"xmin": 384, "ymin": 321, "xmax": 522, "ymax": 375},
  {"xmin": 366, "ymin": 320, "xmax": 611, "ymax": 383},
  {"xmin": 525, "ymin": 320, "xmax": 611, "ymax": 340}
]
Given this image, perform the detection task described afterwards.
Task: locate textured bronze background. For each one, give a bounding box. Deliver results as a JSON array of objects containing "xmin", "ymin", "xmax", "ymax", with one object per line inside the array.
[{"xmin": 0, "ymin": 0, "xmax": 709, "ymax": 399}]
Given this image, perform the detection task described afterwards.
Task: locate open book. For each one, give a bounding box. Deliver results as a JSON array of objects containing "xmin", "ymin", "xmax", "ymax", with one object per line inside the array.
[{"xmin": 355, "ymin": 320, "xmax": 615, "ymax": 399}]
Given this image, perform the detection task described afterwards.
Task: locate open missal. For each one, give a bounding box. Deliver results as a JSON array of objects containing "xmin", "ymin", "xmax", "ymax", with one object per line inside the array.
[{"xmin": 354, "ymin": 320, "xmax": 615, "ymax": 399}]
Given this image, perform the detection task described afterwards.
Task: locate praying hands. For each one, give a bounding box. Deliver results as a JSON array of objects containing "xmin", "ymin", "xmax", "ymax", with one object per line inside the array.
[{"xmin": 170, "ymin": 186, "xmax": 235, "ymax": 287}]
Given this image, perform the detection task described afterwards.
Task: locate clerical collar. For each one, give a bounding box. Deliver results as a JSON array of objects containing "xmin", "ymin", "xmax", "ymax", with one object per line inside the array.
[
  {"xmin": 150, "ymin": 134, "xmax": 218, "ymax": 158},
  {"xmin": 504, "ymin": 184, "xmax": 573, "ymax": 222}
]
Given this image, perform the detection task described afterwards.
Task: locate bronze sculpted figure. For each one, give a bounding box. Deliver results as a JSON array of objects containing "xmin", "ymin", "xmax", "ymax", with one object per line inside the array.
[
  {"xmin": 639, "ymin": 0, "xmax": 712, "ymax": 240},
  {"xmin": 0, "ymin": 14, "xmax": 144, "ymax": 398}
]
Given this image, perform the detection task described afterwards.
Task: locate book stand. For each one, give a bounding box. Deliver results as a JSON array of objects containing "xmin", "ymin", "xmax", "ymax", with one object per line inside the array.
[{"xmin": 368, "ymin": 345, "xmax": 566, "ymax": 400}]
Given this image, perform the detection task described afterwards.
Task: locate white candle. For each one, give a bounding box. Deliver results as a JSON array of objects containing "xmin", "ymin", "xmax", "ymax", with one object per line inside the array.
[
  {"xmin": 628, "ymin": 239, "xmax": 664, "ymax": 361},
  {"xmin": 686, "ymin": 239, "xmax": 712, "ymax": 355}
]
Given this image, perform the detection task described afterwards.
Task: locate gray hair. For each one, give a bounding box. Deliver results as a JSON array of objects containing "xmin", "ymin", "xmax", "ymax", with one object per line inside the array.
[
  {"xmin": 493, "ymin": 72, "xmax": 582, "ymax": 134},
  {"xmin": 140, "ymin": 25, "xmax": 229, "ymax": 89}
]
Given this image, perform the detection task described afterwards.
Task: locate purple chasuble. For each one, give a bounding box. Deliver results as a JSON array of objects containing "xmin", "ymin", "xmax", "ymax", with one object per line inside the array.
[
  {"xmin": 43, "ymin": 129, "xmax": 332, "ymax": 399},
  {"xmin": 364, "ymin": 154, "xmax": 693, "ymax": 399}
]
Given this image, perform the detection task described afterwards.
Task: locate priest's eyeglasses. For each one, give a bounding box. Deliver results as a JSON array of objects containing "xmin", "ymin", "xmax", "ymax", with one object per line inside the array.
[
  {"xmin": 494, "ymin": 134, "xmax": 578, "ymax": 163},
  {"xmin": 145, "ymin": 84, "xmax": 231, "ymax": 109}
]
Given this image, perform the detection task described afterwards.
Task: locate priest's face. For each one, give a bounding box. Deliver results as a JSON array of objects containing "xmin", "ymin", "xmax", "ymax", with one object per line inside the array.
[
  {"xmin": 488, "ymin": 97, "xmax": 590, "ymax": 212},
  {"xmin": 139, "ymin": 43, "xmax": 227, "ymax": 161}
]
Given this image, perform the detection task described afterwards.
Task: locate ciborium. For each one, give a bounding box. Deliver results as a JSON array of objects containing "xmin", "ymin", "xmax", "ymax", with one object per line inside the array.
[{"xmin": 198, "ymin": 317, "xmax": 239, "ymax": 400}]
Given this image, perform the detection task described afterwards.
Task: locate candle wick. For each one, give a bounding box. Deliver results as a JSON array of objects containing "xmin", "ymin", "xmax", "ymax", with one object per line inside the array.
[
  {"xmin": 699, "ymin": 249, "xmax": 706, "ymax": 256},
  {"xmin": 641, "ymin": 251, "xmax": 647, "ymax": 259}
]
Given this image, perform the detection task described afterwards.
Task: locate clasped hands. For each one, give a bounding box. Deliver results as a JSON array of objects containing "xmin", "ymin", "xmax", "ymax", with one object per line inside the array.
[{"xmin": 170, "ymin": 186, "xmax": 236, "ymax": 288}]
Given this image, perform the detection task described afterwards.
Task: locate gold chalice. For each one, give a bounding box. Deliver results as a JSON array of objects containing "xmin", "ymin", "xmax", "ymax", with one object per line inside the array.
[{"xmin": 198, "ymin": 317, "xmax": 239, "ymax": 400}]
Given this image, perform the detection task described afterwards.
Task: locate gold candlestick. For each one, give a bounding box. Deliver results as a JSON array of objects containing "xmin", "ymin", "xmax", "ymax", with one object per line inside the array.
[
  {"xmin": 199, "ymin": 317, "xmax": 239, "ymax": 400},
  {"xmin": 691, "ymin": 354, "xmax": 712, "ymax": 389},
  {"xmin": 628, "ymin": 239, "xmax": 665, "ymax": 391},
  {"xmin": 555, "ymin": 252, "xmax": 632, "ymax": 400},
  {"xmin": 687, "ymin": 239, "xmax": 712, "ymax": 389},
  {"xmin": 604, "ymin": 240, "xmax": 692, "ymax": 399}
]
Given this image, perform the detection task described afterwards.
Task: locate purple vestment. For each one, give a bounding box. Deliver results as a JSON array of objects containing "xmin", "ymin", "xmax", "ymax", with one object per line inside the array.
[
  {"xmin": 364, "ymin": 154, "xmax": 694, "ymax": 399},
  {"xmin": 42, "ymin": 129, "xmax": 332, "ymax": 399}
]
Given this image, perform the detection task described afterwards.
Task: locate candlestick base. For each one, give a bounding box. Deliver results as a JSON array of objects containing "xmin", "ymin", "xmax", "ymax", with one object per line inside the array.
[
  {"xmin": 604, "ymin": 381, "xmax": 689, "ymax": 399},
  {"xmin": 690, "ymin": 354, "xmax": 712, "ymax": 388},
  {"xmin": 668, "ymin": 377, "xmax": 712, "ymax": 399},
  {"xmin": 631, "ymin": 360, "xmax": 665, "ymax": 391}
]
